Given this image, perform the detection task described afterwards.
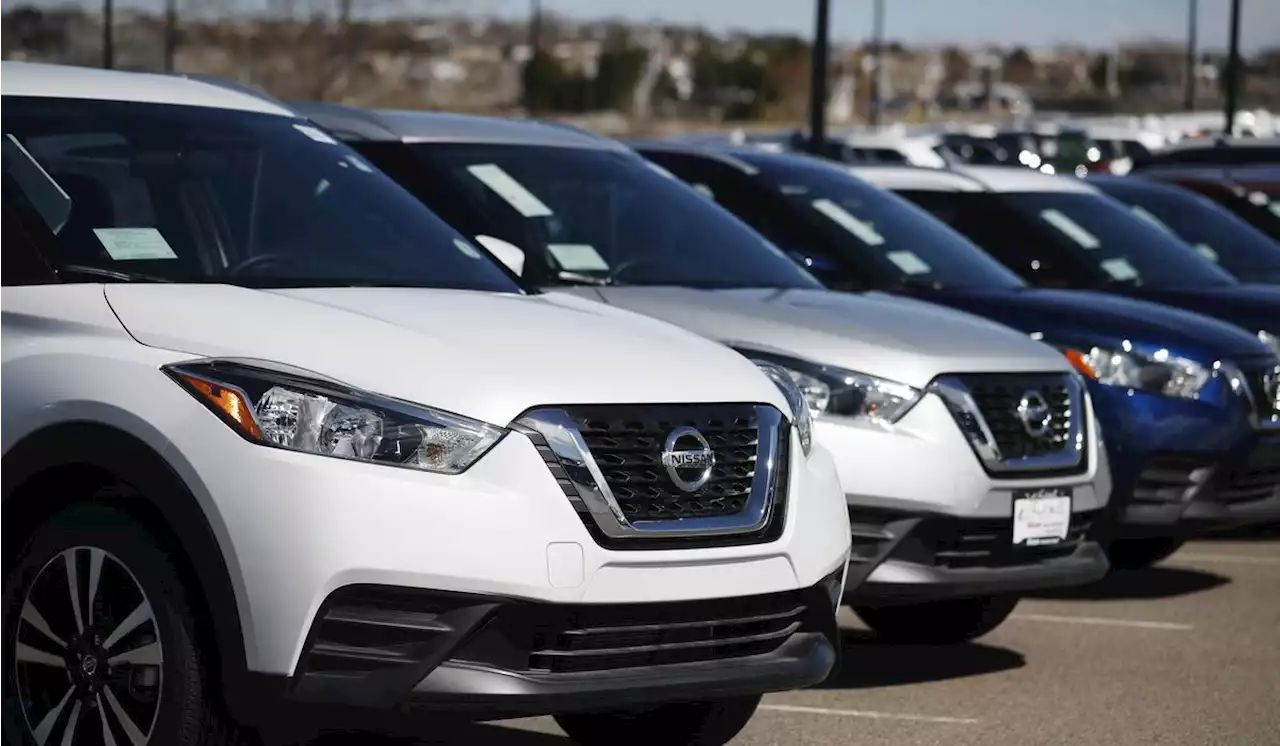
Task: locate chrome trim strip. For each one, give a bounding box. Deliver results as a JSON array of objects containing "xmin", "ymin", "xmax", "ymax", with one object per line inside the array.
[
  {"xmin": 516, "ymin": 405, "xmax": 785, "ymax": 538},
  {"xmin": 1233, "ymin": 360, "xmax": 1280, "ymax": 431},
  {"xmin": 930, "ymin": 374, "xmax": 1087, "ymax": 474}
]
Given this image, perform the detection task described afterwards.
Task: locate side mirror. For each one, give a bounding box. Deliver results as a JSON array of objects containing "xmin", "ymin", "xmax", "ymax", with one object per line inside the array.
[{"xmin": 474, "ymin": 234, "xmax": 526, "ymax": 277}]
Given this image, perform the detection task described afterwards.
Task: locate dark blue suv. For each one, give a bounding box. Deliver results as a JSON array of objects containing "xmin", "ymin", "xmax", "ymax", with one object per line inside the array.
[{"xmin": 635, "ymin": 143, "xmax": 1280, "ymax": 569}]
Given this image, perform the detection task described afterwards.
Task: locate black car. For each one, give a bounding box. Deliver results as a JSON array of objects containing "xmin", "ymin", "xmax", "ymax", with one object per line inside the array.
[
  {"xmin": 1129, "ymin": 164, "xmax": 1280, "ymax": 241},
  {"xmin": 1088, "ymin": 174, "xmax": 1280, "ymax": 284}
]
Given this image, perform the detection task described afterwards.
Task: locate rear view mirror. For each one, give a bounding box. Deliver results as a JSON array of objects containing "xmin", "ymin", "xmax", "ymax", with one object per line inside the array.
[{"xmin": 474, "ymin": 234, "xmax": 526, "ymax": 277}]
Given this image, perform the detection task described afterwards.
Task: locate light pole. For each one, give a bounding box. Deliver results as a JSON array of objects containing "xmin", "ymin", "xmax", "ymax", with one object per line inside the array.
[
  {"xmin": 1222, "ymin": 0, "xmax": 1241, "ymax": 135},
  {"xmin": 102, "ymin": 0, "xmax": 114, "ymax": 68},
  {"xmin": 163, "ymin": 0, "xmax": 177, "ymax": 72},
  {"xmin": 809, "ymin": 0, "xmax": 830, "ymax": 154},
  {"xmin": 1183, "ymin": 0, "xmax": 1197, "ymax": 110},
  {"xmin": 523, "ymin": 0, "xmax": 543, "ymax": 110},
  {"xmin": 868, "ymin": 0, "xmax": 885, "ymax": 128}
]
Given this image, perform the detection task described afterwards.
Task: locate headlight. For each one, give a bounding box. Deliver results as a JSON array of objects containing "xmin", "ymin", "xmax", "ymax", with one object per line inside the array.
[
  {"xmin": 737, "ymin": 349, "xmax": 921, "ymax": 425},
  {"xmin": 1259, "ymin": 330, "xmax": 1280, "ymax": 358},
  {"xmin": 165, "ymin": 360, "xmax": 505, "ymax": 474},
  {"xmin": 753, "ymin": 360, "xmax": 815, "ymax": 456},
  {"xmin": 1061, "ymin": 345, "xmax": 1211, "ymax": 399}
]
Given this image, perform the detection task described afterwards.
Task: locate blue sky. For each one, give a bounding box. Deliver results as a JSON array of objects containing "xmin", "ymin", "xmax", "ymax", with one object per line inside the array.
[{"xmin": 485, "ymin": 0, "xmax": 1279, "ymax": 52}]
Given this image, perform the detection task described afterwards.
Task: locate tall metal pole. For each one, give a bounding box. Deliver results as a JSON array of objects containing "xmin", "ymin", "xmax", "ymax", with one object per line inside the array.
[
  {"xmin": 1222, "ymin": 0, "xmax": 1241, "ymax": 136},
  {"xmin": 102, "ymin": 0, "xmax": 114, "ymax": 68},
  {"xmin": 530, "ymin": 0, "xmax": 543, "ymax": 54},
  {"xmin": 808, "ymin": 0, "xmax": 830, "ymax": 155},
  {"xmin": 1183, "ymin": 0, "xmax": 1197, "ymax": 110},
  {"xmin": 163, "ymin": 0, "xmax": 177, "ymax": 72},
  {"xmin": 868, "ymin": 0, "xmax": 885, "ymax": 128},
  {"xmin": 524, "ymin": 0, "xmax": 543, "ymax": 110}
]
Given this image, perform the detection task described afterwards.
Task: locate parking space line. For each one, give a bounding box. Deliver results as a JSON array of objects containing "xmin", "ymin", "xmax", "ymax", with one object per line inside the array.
[
  {"xmin": 1172, "ymin": 553, "xmax": 1280, "ymax": 567},
  {"xmin": 759, "ymin": 703, "xmax": 980, "ymax": 725},
  {"xmin": 1010, "ymin": 613, "xmax": 1193, "ymax": 630}
]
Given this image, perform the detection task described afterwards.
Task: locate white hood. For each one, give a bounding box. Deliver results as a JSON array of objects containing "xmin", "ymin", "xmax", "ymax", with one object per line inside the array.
[
  {"xmin": 585, "ymin": 286, "xmax": 1072, "ymax": 388},
  {"xmin": 104, "ymin": 285, "xmax": 790, "ymax": 425}
]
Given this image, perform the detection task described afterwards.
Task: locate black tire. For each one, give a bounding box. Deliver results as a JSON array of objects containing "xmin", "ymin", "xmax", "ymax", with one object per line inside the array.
[
  {"xmin": 2, "ymin": 504, "xmax": 248, "ymax": 746},
  {"xmin": 1106, "ymin": 537, "xmax": 1186, "ymax": 571},
  {"xmin": 554, "ymin": 695, "xmax": 761, "ymax": 746},
  {"xmin": 854, "ymin": 595, "xmax": 1020, "ymax": 644}
]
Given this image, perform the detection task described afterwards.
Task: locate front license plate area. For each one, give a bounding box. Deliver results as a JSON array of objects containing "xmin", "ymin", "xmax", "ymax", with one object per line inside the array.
[{"xmin": 1013, "ymin": 488, "xmax": 1072, "ymax": 547}]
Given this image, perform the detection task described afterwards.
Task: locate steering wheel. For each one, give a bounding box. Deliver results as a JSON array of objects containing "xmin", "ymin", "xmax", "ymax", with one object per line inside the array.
[{"xmin": 226, "ymin": 253, "xmax": 302, "ymax": 276}]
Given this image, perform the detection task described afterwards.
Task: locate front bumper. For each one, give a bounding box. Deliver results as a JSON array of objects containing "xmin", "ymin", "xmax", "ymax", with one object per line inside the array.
[
  {"xmin": 816, "ymin": 394, "xmax": 1110, "ymax": 519},
  {"xmin": 169, "ymin": 401, "xmax": 851, "ymax": 679},
  {"xmin": 1114, "ymin": 436, "xmax": 1280, "ymax": 536},
  {"xmin": 842, "ymin": 508, "xmax": 1109, "ymax": 604},
  {"xmin": 284, "ymin": 577, "xmax": 841, "ymax": 719}
]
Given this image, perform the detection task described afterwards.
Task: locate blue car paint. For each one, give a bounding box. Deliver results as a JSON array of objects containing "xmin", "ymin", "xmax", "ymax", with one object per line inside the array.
[
  {"xmin": 909, "ymin": 286, "xmax": 1275, "ymax": 534},
  {"xmin": 1123, "ymin": 284, "xmax": 1280, "ymax": 338}
]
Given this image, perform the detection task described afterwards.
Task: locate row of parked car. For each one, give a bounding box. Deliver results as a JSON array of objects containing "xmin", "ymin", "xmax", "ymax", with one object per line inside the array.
[{"xmin": 2, "ymin": 61, "xmax": 1278, "ymax": 746}]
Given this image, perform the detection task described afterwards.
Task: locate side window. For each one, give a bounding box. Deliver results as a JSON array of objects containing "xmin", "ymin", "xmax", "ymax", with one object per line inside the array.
[{"xmin": 900, "ymin": 191, "xmax": 1078, "ymax": 288}]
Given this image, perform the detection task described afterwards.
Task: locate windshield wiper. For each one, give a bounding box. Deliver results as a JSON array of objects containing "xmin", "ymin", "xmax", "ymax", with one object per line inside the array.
[
  {"xmin": 59, "ymin": 264, "xmax": 173, "ymax": 283},
  {"xmin": 553, "ymin": 271, "xmax": 614, "ymax": 287}
]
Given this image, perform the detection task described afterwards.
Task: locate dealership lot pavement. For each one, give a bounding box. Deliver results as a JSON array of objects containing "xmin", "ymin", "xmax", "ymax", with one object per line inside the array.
[{"xmin": 298, "ymin": 531, "xmax": 1280, "ymax": 746}]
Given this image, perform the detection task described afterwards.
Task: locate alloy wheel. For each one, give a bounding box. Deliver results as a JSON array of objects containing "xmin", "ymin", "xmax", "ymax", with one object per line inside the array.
[{"xmin": 13, "ymin": 546, "xmax": 164, "ymax": 745}]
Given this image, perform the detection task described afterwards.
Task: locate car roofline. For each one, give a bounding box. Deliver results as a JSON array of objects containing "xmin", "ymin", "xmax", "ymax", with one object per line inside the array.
[{"xmin": 289, "ymin": 102, "xmax": 629, "ymax": 152}]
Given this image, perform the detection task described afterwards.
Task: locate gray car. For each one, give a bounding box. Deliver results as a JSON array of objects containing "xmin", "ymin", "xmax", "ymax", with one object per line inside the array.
[{"xmin": 292, "ymin": 102, "xmax": 1114, "ymax": 644}]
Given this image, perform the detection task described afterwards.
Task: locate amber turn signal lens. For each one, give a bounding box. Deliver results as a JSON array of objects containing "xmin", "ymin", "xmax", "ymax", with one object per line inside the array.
[
  {"xmin": 179, "ymin": 374, "xmax": 262, "ymax": 440},
  {"xmin": 1062, "ymin": 348, "xmax": 1098, "ymax": 380}
]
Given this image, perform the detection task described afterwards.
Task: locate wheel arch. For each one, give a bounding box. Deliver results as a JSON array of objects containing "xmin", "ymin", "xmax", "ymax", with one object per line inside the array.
[{"xmin": 2, "ymin": 420, "xmax": 256, "ymax": 718}]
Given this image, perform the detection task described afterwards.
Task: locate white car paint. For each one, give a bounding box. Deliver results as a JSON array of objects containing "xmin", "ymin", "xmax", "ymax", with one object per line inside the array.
[{"xmin": 1, "ymin": 63, "xmax": 852, "ymax": 691}]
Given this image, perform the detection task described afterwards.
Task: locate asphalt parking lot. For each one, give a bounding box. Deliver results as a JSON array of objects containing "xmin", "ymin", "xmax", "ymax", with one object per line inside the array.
[{"xmin": 297, "ymin": 529, "xmax": 1280, "ymax": 746}]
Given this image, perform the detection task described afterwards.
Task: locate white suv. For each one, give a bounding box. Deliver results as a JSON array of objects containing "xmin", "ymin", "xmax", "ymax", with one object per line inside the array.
[
  {"xmin": 0, "ymin": 63, "xmax": 852, "ymax": 746},
  {"xmin": 294, "ymin": 104, "xmax": 1114, "ymax": 645}
]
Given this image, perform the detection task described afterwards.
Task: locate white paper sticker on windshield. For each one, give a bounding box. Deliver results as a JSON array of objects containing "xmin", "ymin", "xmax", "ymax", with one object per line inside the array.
[
  {"xmin": 1194, "ymin": 243, "xmax": 1220, "ymax": 262},
  {"xmin": 465, "ymin": 164, "xmax": 554, "ymax": 217},
  {"xmin": 453, "ymin": 237, "xmax": 483, "ymax": 259},
  {"xmin": 886, "ymin": 250, "xmax": 932, "ymax": 275},
  {"xmin": 811, "ymin": 198, "xmax": 885, "ymax": 246},
  {"xmin": 547, "ymin": 243, "xmax": 609, "ymax": 272},
  {"xmin": 1040, "ymin": 209, "xmax": 1100, "ymax": 249},
  {"xmin": 1100, "ymin": 257, "xmax": 1139, "ymax": 281},
  {"xmin": 93, "ymin": 228, "xmax": 178, "ymax": 261},
  {"xmin": 294, "ymin": 124, "xmax": 338, "ymax": 145},
  {"xmin": 1129, "ymin": 205, "xmax": 1173, "ymax": 233}
]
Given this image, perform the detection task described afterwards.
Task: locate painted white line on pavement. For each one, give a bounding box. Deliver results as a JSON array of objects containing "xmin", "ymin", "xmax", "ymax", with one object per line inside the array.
[
  {"xmin": 1172, "ymin": 553, "xmax": 1280, "ymax": 567},
  {"xmin": 759, "ymin": 703, "xmax": 980, "ymax": 725},
  {"xmin": 1010, "ymin": 613, "xmax": 1193, "ymax": 631}
]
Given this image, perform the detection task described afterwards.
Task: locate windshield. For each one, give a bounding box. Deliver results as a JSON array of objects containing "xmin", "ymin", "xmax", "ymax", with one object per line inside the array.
[
  {"xmin": 394, "ymin": 142, "xmax": 823, "ymax": 290},
  {"xmin": 1242, "ymin": 183, "xmax": 1280, "ymax": 219},
  {"xmin": 1, "ymin": 96, "xmax": 521, "ymax": 292},
  {"xmin": 998, "ymin": 192, "xmax": 1238, "ymax": 286},
  {"xmin": 1097, "ymin": 181, "xmax": 1280, "ymax": 283},
  {"xmin": 749, "ymin": 159, "xmax": 1026, "ymax": 290},
  {"xmin": 901, "ymin": 190, "xmax": 1240, "ymax": 289}
]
